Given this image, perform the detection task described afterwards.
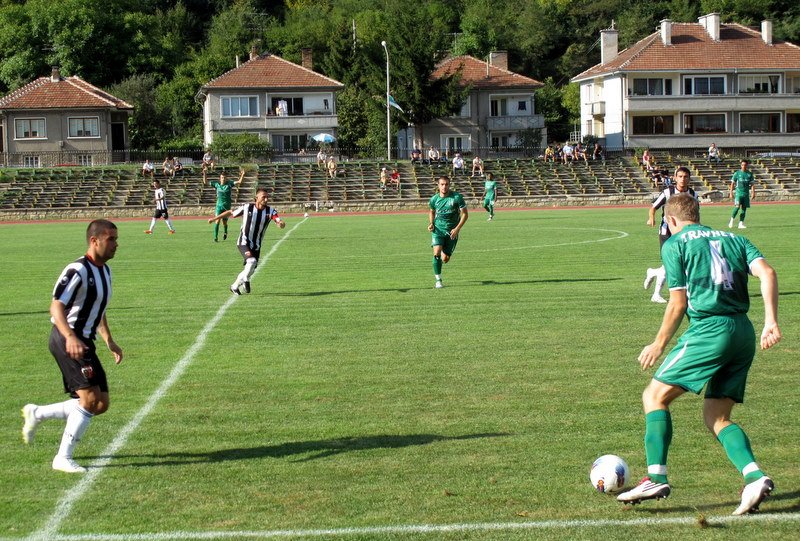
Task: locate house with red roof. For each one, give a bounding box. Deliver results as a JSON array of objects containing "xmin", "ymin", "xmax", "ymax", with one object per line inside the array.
[
  {"xmin": 0, "ymin": 67, "xmax": 133, "ymax": 167},
  {"xmin": 398, "ymin": 53, "xmax": 545, "ymax": 157},
  {"xmin": 572, "ymin": 13, "xmax": 800, "ymax": 154},
  {"xmin": 196, "ymin": 47, "xmax": 344, "ymax": 152}
]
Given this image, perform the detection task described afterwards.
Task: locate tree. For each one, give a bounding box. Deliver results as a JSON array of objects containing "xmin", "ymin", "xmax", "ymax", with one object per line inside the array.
[{"xmin": 106, "ymin": 74, "xmax": 166, "ymax": 150}]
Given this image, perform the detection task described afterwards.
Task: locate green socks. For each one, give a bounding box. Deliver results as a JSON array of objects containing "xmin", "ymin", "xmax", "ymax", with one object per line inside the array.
[
  {"xmin": 433, "ymin": 255, "xmax": 442, "ymax": 275},
  {"xmin": 644, "ymin": 409, "xmax": 672, "ymax": 483},
  {"xmin": 718, "ymin": 423, "xmax": 763, "ymax": 483}
]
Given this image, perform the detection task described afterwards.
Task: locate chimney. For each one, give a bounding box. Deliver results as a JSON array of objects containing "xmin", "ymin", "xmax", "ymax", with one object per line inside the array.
[
  {"xmin": 51, "ymin": 66, "xmax": 61, "ymax": 82},
  {"xmin": 249, "ymin": 44, "xmax": 259, "ymax": 61},
  {"xmin": 600, "ymin": 27, "xmax": 619, "ymax": 65},
  {"xmin": 235, "ymin": 55, "xmax": 240, "ymax": 68},
  {"xmin": 301, "ymin": 48, "xmax": 313, "ymax": 70},
  {"xmin": 660, "ymin": 19, "xmax": 672, "ymax": 46},
  {"xmin": 761, "ymin": 20, "xmax": 773, "ymax": 45},
  {"xmin": 489, "ymin": 51, "xmax": 508, "ymax": 71},
  {"xmin": 699, "ymin": 12, "xmax": 720, "ymax": 41}
]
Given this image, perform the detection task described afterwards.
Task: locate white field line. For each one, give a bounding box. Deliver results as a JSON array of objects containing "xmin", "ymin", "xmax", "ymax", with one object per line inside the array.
[
  {"xmin": 11, "ymin": 511, "xmax": 800, "ymax": 541},
  {"xmin": 28, "ymin": 219, "xmax": 306, "ymax": 541}
]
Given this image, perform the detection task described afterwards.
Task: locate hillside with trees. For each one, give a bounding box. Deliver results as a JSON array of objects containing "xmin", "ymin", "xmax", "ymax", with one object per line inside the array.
[{"xmin": 1, "ymin": 0, "xmax": 798, "ymax": 151}]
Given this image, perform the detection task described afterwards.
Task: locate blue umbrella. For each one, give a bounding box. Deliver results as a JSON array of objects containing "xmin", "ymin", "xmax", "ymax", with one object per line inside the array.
[{"xmin": 311, "ymin": 133, "xmax": 336, "ymax": 144}]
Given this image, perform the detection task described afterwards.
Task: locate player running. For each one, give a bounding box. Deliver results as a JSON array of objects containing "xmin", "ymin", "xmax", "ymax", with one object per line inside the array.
[
  {"xmin": 428, "ymin": 176, "xmax": 468, "ymax": 289},
  {"xmin": 145, "ymin": 179, "xmax": 176, "ymax": 235},
  {"xmin": 206, "ymin": 169, "xmax": 245, "ymax": 242},
  {"xmin": 483, "ymin": 172, "xmax": 497, "ymax": 221},
  {"xmin": 728, "ymin": 159, "xmax": 756, "ymax": 229}
]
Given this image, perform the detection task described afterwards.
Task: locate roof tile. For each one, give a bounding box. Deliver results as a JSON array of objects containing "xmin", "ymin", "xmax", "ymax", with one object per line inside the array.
[
  {"xmin": 433, "ymin": 55, "xmax": 543, "ymax": 90},
  {"xmin": 203, "ymin": 54, "xmax": 344, "ymax": 90},
  {"xmin": 0, "ymin": 75, "xmax": 133, "ymax": 110}
]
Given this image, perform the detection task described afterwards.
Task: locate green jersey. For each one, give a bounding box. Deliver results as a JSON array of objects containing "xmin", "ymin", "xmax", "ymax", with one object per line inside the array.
[
  {"xmin": 429, "ymin": 190, "xmax": 466, "ymax": 233},
  {"xmin": 662, "ymin": 224, "xmax": 763, "ymax": 318},
  {"xmin": 731, "ymin": 170, "xmax": 754, "ymax": 196},
  {"xmin": 211, "ymin": 181, "xmax": 233, "ymax": 208},
  {"xmin": 484, "ymin": 180, "xmax": 497, "ymax": 200}
]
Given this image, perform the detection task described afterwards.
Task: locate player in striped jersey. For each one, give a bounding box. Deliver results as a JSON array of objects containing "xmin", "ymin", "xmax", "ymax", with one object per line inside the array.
[
  {"xmin": 145, "ymin": 179, "xmax": 176, "ymax": 235},
  {"xmin": 21, "ymin": 220, "xmax": 124, "ymax": 473},
  {"xmin": 644, "ymin": 167, "xmax": 697, "ymax": 303},
  {"xmin": 208, "ymin": 186, "xmax": 285, "ymax": 294}
]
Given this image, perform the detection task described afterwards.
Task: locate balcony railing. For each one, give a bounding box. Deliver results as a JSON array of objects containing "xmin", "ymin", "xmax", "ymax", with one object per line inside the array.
[
  {"xmin": 264, "ymin": 114, "xmax": 338, "ymax": 130},
  {"xmin": 486, "ymin": 115, "xmax": 545, "ymax": 131}
]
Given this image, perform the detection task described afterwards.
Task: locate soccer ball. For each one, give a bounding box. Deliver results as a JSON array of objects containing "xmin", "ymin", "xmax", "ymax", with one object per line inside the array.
[{"xmin": 590, "ymin": 454, "xmax": 630, "ymax": 494}]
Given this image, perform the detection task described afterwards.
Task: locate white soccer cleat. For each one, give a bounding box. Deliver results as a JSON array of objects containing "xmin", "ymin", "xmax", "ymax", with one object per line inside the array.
[
  {"xmin": 651, "ymin": 294, "xmax": 668, "ymax": 304},
  {"xmin": 643, "ymin": 268, "xmax": 657, "ymax": 290},
  {"xmin": 230, "ymin": 284, "xmax": 242, "ymax": 295},
  {"xmin": 435, "ymin": 280, "xmax": 444, "ymax": 289},
  {"xmin": 617, "ymin": 477, "xmax": 671, "ymax": 504},
  {"xmin": 728, "ymin": 218, "xmax": 734, "ymax": 228},
  {"xmin": 732, "ymin": 476, "xmax": 774, "ymax": 515},
  {"xmin": 52, "ymin": 455, "xmax": 87, "ymax": 473},
  {"xmin": 738, "ymin": 222, "xmax": 747, "ymax": 229},
  {"xmin": 21, "ymin": 404, "xmax": 39, "ymax": 444}
]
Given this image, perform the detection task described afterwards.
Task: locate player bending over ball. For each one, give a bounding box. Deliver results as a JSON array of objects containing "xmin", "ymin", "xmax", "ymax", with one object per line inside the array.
[
  {"xmin": 428, "ymin": 176, "xmax": 468, "ymax": 289},
  {"xmin": 209, "ymin": 186, "xmax": 285, "ymax": 295},
  {"xmin": 618, "ymin": 194, "xmax": 781, "ymax": 515}
]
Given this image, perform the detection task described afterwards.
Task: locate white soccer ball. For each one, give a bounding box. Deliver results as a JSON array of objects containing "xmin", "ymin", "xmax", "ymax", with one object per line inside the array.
[
  {"xmin": 304, "ymin": 212, "xmax": 309, "ymax": 217},
  {"xmin": 590, "ymin": 454, "xmax": 630, "ymax": 494}
]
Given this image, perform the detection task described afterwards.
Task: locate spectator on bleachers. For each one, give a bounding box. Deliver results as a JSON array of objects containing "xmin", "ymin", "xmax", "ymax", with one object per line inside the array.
[
  {"xmin": 544, "ymin": 145, "xmax": 555, "ymax": 163},
  {"xmin": 317, "ymin": 149, "xmax": 327, "ymax": 170},
  {"xmin": 411, "ymin": 148, "xmax": 422, "ymax": 164},
  {"xmin": 562, "ymin": 142, "xmax": 574, "ymax": 163},
  {"xmin": 380, "ymin": 167, "xmax": 388, "ymax": 191},
  {"xmin": 173, "ymin": 158, "xmax": 184, "ymax": 176},
  {"xmin": 142, "ymin": 159, "xmax": 155, "ymax": 178},
  {"xmin": 708, "ymin": 143, "xmax": 722, "ymax": 164},
  {"xmin": 389, "ymin": 168, "xmax": 401, "ymax": 190},
  {"xmin": 428, "ymin": 146, "xmax": 441, "ymax": 165},
  {"xmin": 471, "ymin": 155, "xmax": 484, "ymax": 177},
  {"xmin": 642, "ymin": 148, "xmax": 653, "ymax": 170},
  {"xmin": 574, "ymin": 143, "xmax": 588, "ymax": 163},
  {"xmin": 327, "ymin": 155, "xmax": 337, "ymax": 179},
  {"xmin": 162, "ymin": 156, "xmax": 175, "ymax": 178},
  {"xmin": 202, "ymin": 151, "xmax": 215, "ymax": 173},
  {"xmin": 592, "ymin": 142, "xmax": 604, "ymax": 161},
  {"xmin": 452, "ymin": 153, "xmax": 464, "ymax": 175},
  {"xmin": 554, "ymin": 143, "xmax": 563, "ymax": 162}
]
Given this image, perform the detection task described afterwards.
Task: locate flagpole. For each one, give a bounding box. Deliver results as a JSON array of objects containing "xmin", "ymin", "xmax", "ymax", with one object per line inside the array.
[{"xmin": 381, "ymin": 40, "xmax": 390, "ymax": 161}]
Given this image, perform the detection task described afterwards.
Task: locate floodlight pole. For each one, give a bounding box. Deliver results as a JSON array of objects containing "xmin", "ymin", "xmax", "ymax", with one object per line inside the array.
[{"xmin": 381, "ymin": 40, "xmax": 391, "ymax": 161}]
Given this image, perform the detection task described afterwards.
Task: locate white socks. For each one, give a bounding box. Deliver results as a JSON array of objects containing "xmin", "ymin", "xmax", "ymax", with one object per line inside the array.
[
  {"xmin": 654, "ymin": 266, "xmax": 666, "ymax": 294},
  {"xmin": 166, "ymin": 219, "xmax": 175, "ymax": 231},
  {"xmin": 236, "ymin": 257, "xmax": 258, "ymax": 285},
  {"xmin": 35, "ymin": 398, "xmax": 78, "ymax": 421},
  {"xmin": 57, "ymin": 405, "xmax": 93, "ymax": 459},
  {"xmin": 149, "ymin": 218, "xmax": 157, "ymax": 231}
]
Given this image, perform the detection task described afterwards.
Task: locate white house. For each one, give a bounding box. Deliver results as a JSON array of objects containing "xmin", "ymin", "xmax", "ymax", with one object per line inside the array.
[
  {"xmin": 197, "ymin": 47, "xmax": 344, "ymax": 152},
  {"xmin": 571, "ymin": 13, "xmax": 800, "ymax": 154}
]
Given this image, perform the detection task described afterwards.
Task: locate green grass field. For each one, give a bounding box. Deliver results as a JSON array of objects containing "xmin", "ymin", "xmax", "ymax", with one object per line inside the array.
[{"xmin": 1, "ymin": 203, "xmax": 798, "ymax": 540}]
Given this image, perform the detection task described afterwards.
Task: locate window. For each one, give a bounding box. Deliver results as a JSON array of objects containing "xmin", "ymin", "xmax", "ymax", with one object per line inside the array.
[
  {"xmin": 491, "ymin": 135, "xmax": 509, "ymax": 149},
  {"xmin": 683, "ymin": 114, "xmax": 726, "ymax": 134},
  {"xmin": 23, "ymin": 156, "xmax": 41, "ymax": 168},
  {"xmin": 490, "ymin": 98, "xmax": 507, "ymax": 116},
  {"xmin": 221, "ymin": 96, "xmax": 259, "ymax": 117},
  {"xmin": 787, "ymin": 113, "xmax": 800, "ymax": 133},
  {"xmin": 281, "ymin": 134, "xmax": 307, "ymax": 151},
  {"xmin": 786, "ymin": 76, "xmax": 800, "ymax": 94},
  {"xmin": 77, "ymin": 154, "xmax": 93, "ymax": 166},
  {"xmin": 444, "ymin": 136, "xmax": 467, "ymax": 152},
  {"xmin": 740, "ymin": 113, "xmax": 780, "ymax": 133},
  {"xmin": 684, "ymin": 76, "xmax": 725, "ymax": 95},
  {"xmin": 632, "ymin": 78, "xmax": 672, "ymax": 96},
  {"xmin": 15, "ymin": 118, "xmax": 46, "ymax": 139},
  {"xmin": 517, "ymin": 101, "xmax": 527, "ymax": 111},
  {"xmin": 632, "ymin": 115, "xmax": 674, "ymax": 135},
  {"xmin": 68, "ymin": 117, "xmax": 99, "ymax": 138},
  {"xmin": 739, "ymin": 75, "xmax": 779, "ymax": 94},
  {"xmin": 270, "ymin": 97, "xmax": 304, "ymax": 116}
]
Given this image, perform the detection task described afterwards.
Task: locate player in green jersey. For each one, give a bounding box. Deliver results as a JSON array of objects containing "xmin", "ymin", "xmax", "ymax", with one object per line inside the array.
[
  {"xmin": 482, "ymin": 172, "xmax": 497, "ymax": 221},
  {"xmin": 728, "ymin": 159, "xmax": 756, "ymax": 229},
  {"xmin": 428, "ymin": 176, "xmax": 468, "ymax": 289},
  {"xmin": 206, "ymin": 169, "xmax": 245, "ymax": 242},
  {"xmin": 618, "ymin": 194, "xmax": 781, "ymax": 515}
]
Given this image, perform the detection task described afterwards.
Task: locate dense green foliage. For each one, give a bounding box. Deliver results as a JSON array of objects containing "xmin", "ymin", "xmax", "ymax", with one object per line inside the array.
[
  {"xmin": 1, "ymin": 0, "xmax": 799, "ymax": 148},
  {"xmin": 1, "ymin": 205, "xmax": 798, "ymax": 539}
]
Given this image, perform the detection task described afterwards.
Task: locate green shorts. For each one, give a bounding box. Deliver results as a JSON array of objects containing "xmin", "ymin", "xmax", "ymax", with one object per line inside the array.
[
  {"xmin": 483, "ymin": 197, "xmax": 494, "ymax": 207},
  {"xmin": 654, "ymin": 314, "xmax": 755, "ymax": 403},
  {"xmin": 216, "ymin": 203, "xmax": 231, "ymax": 217},
  {"xmin": 431, "ymin": 230, "xmax": 458, "ymax": 256},
  {"xmin": 734, "ymin": 195, "xmax": 750, "ymax": 208}
]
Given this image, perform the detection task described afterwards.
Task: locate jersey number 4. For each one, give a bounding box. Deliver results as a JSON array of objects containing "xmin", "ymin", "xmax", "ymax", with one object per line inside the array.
[{"xmin": 709, "ymin": 241, "xmax": 734, "ymax": 291}]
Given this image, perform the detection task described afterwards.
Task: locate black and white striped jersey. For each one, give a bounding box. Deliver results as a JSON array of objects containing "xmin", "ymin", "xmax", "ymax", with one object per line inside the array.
[
  {"xmin": 652, "ymin": 185, "xmax": 697, "ymax": 235},
  {"xmin": 154, "ymin": 187, "xmax": 167, "ymax": 211},
  {"xmin": 51, "ymin": 256, "xmax": 112, "ymax": 340},
  {"xmin": 231, "ymin": 203, "xmax": 280, "ymax": 251}
]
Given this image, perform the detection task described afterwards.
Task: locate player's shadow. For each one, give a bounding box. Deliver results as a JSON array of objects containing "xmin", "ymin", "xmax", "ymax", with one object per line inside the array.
[
  {"xmin": 627, "ymin": 489, "xmax": 800, "ymax": 516},
  {"xmin": 267, "ymin": 278, "xmax": 621, "ymax": 297},
  {"xmin": 103, "ymin": 432, "xmax": 509, "ymax": 467}
]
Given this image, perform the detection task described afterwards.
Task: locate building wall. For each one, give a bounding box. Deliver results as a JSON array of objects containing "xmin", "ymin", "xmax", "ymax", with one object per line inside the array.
[{"xmin": 4, "ymin": 109, "xmax": 116, "ymax": 154}]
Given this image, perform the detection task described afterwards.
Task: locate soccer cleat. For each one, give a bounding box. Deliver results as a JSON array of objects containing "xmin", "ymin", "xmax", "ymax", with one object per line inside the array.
[
  {"xmin": 487, "ymin": 216, "xmax": 493, "ymax": 221},
  {"xmin": 213, "ymin": 238, "xmax": 218, "ymax": 242},
  {"xmin": 21, "ymin": 404, "xmax": 39, "ymax": 444},
  {"xmin": 435, "ymin": 280, "xmax": 444, "ymax": 289},
  {"xmin": 651, "ymin": 294, "xmax": 668, "ymax": 304},
  {"xmin": 738, "ymin": 222, "xmax": 747, "ymax": 229},
  {"xmin": 732, "ymin": 476, "xmax": 774, "ymax": 515},
  {"xmin": 52, "ymin": 455, "xmax": 87, "ymax": 473},
  {"xmin": 243, "ymin": 281, "xmax": 251, "ymax": 294},
  {"xmin": 223, "ymin": 233, "xmax": 227, "ymax": 240},
  {"xmin": 728, "ymin": 218, "xmax": 734, "ymax": 228},
  {"xmin": 230, "ymin": 284, "xmax": 242, "ymax": 295},
  {"xmin": 617, "ymin": 477, "xmax": 671, "ymax": 504},
  {"xmin": 144, "ymin": 230, "xmax": 152, "ymax": 234},
  {"xmin": 644, "ymin": 268, "xmax": 657, "ymax": 290},
  {"xmin": 168, "ymin": 230, "xmax": 175, "ymax": 235}
]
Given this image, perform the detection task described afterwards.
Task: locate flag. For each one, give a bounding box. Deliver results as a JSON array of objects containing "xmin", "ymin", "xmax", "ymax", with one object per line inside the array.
[{"xmin": 388, "ymin": 95, "xmax": 405, "ymax": 113}]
